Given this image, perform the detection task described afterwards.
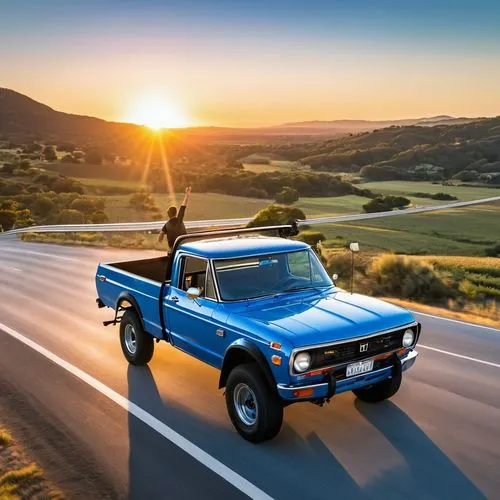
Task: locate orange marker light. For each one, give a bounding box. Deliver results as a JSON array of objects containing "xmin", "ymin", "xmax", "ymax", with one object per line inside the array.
[
  {"xmin": 293, "ymin": 388, "xmax": 314, "ymax": 398},
  {"xmin": 270, "ymin": 342, "xmax": 282, "ymax": 350},
  {"xmin": 271, "ymin": 355, "xmax": 282, "ymax": 366}
]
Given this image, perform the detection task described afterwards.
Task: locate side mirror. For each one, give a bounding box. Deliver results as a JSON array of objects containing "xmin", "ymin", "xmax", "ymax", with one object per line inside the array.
[
  {"xmin": 187, "ymin": 287, "xmax": 201, "ymax": 300},
  {"xmin": 332, "ymin": 273, "xmax": 339, "ymax": 283}
]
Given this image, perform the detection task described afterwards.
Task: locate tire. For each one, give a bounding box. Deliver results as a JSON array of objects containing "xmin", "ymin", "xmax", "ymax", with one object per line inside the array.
[
  {"xmin": 353, "ymin": 369, "xmax": 402, "ymax": 403},
  {"xmin": 119, "ymin": 309, "xmax": 154, "ymax": 365},
  {"xmin": 225, "ymin": 363, "xmax": 283, "ymax": 443}
]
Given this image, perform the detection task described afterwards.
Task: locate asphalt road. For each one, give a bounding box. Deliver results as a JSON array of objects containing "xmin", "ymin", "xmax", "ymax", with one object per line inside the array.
[{"xmin": 1, "ymin": 236, "xmax": 499, "ymax": 499}]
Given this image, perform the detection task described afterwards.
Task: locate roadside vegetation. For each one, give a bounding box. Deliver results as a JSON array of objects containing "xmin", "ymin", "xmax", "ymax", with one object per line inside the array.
[{"xmin": 0, "ymin": 425, "xmax": 62, "ymax": 499}]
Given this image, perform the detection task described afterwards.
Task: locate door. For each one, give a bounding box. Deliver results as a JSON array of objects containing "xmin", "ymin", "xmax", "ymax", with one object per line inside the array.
[{"xmin": 164, "ymin": 255, "xmax": 223, "ymax": 367}]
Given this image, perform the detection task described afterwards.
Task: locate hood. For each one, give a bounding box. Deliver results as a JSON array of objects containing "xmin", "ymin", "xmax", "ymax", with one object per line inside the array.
[{"xmin": 230, "ymin": 290, "xmax": 415, "ymax": 348}]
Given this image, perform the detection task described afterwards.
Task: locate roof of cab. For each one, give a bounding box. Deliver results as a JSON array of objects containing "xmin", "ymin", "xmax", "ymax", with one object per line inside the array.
[{"xmin": 179, "ymin": 236, "xmax": 309, "ymax": 259}]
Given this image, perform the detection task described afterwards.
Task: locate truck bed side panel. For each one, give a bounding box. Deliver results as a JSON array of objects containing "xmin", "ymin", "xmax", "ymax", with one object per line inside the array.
[{"xmin": 96, "ymin": 263, "xmax": 165, "ymax": 339}]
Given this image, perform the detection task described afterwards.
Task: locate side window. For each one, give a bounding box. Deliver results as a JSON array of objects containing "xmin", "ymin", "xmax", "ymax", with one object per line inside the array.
[
  {"xmin": 205, "ymin": 264, "xmax": 217, "ymax": 300},
  {"xmin": 179, "ymin": 256, "xmax": 207, "ymax": 296},
  {"xmin": 287, "ymin": 251, "xmax": 310, "ymax": 279}
]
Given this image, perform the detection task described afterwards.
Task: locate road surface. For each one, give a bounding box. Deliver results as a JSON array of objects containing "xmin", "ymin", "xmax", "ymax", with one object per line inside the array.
[{"xmin": 0, "ymin": 236, "xmax": 499, "ymax": 499}]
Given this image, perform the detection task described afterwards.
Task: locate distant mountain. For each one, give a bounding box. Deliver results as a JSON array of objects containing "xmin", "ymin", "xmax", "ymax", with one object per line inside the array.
[
  {"xmin": 0, "ymin": 88, "xmax": 139, "ymax": 143},
  {"xmin": 278, "ymin": 115, "xmax": 479, "ymax": 133},
  {"xmin": 0, "ymin": 88, "xmax": 484, "ymax": 145}
]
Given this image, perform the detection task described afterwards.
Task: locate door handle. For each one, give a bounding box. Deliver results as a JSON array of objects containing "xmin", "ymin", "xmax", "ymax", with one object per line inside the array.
[{"xmin": 169, "ymin": 296, "xmax": 179, "ymax": 303}]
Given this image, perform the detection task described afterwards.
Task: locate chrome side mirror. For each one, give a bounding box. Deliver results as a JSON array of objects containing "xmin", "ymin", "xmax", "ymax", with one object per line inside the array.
[
  {"xmin": 187, "ymin": 287, "xmax": 201, "ymax": 300},
  {"xmin": 332, "ymin": 273, "xmax": 339, "ymax": 283}
]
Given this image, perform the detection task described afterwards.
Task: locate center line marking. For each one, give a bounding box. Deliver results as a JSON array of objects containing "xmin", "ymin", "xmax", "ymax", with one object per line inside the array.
[
  {"xmin": 419, "ymin": 344, "xmax": 500, "ymax": 369},
  {"xmin": 0, "ymin": 322, "xmax": 272, "ymax": 500}
]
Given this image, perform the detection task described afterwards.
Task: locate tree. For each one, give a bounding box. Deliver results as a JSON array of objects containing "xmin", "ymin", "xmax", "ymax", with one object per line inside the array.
[
  {"xmin": 0, "ymin": 210, "xmax": 17, "ymax": 231},
  {"xmin": 69, "ymin": 197, "xmax": 97, "ymax": 215},
  {"xmin": 33, "ymin": 195, "xmax": 56, "ymax": 217},
  {"xmin": 57, "ymin": 209, "xmax": 85, "ymax": 224},
  {"xmin": 275, "ymin": 186, "xmax": 299, "ymax": 204},
  {"xmin": 43, "ymin": 145, "xmax": 57, "ymax": 162},
  {"xmin": 84, "ymin": 149, "xmax": 102, "ymax": 165},
  {"xmin": 247, "ymin": 204, "xmax": 306, "ymax": 228},
  {"xmin": 57, "ymin": 143, "xmax": 76, "ymax": 152}
]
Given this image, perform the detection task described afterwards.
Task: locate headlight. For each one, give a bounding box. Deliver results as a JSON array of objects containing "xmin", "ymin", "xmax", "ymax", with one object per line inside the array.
[
  {"xmin": 402, "ymin": 329, "xmax": 415, "ymax": 347},
  {"xmin": 293, "ymin": 352, "xmax": 311, "ymax": 373}
]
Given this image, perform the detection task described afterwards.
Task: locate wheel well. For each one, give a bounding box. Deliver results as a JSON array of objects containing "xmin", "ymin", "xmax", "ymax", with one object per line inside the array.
[
  {"xmin": 116, "ymin": 295, "xmax": 144, "ymax": 329},
  {"xmin": 219, "ymin": 347, "xmax": 276, "ymax": 393}
]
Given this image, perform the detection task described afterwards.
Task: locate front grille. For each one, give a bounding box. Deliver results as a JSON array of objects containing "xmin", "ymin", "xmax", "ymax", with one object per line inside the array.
[{"xmin": 306, "ymin": 328, "xmax": 409, "ymax": 372}]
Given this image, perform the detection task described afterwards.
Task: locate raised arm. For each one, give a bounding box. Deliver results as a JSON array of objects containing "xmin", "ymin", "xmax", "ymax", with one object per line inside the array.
[{"xmin": 181, "ymin": 186, "xmax": 191, "ymax": 207}]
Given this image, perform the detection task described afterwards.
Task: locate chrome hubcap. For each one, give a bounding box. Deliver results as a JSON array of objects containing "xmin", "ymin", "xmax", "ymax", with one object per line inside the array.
[
  {"xmin": 124, "ymin": 324, "xmax": 137, "ymax": 355},
  {"xmin": 234, "ymin": 383, "xmax": 258, "ymax": 426}
]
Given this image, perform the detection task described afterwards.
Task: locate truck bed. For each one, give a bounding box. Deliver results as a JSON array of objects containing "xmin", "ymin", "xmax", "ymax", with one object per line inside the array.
[{"xmin": 96, "ymin": 256, "xmax": 171, "ymax": 339}]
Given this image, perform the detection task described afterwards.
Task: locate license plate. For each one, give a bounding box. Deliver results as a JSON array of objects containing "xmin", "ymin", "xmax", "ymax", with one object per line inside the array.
[{"xmin": 346, "ymin": 359, "xmax": 374, "ymax": 377}]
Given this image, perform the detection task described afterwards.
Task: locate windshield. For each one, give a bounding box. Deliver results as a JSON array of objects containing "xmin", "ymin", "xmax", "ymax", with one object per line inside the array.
[{"xmin": 213, "ymin": 249, "xmax": 332, "ymax": 301}]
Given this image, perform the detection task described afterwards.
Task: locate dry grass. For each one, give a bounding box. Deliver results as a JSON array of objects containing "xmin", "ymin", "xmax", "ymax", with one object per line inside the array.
[
  {"xmin": 0, "ymin": 425, "xmax": 63, "ymax": 499},
  {"xmin": 384, "ymin": 298, "xmax": 500, "ymax": 328}
]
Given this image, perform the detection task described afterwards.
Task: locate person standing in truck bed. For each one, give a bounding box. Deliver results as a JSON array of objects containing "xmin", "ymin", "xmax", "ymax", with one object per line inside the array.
[{"xmin": 157, "ymin": 186, "xmax": 191, "ymax": 251}]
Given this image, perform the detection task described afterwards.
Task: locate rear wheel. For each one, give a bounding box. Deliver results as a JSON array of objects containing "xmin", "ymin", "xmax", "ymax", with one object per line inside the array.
[
  {"xmin": 225, "ymin": 364, "xmax": 283, "ymax": 443},
  {"xmin": 353, "ymin": 369, "xmax": 402, "ymax": 403},
  {"xmin": 119, "ymin": 309, "xmax": 154, "ymax": 365}
]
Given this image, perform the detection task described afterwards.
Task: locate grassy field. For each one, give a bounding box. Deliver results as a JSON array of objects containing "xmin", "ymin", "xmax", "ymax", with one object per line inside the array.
[
  {"xmin": 243, "ymin": 160, "xmax": 307, "ymax": 173},
  {"xmin": 361, "ymin": 181, "xmax": 499, "ymax": 202},
  {"xmin": 50, "ymin": 173, "xmax": 499, "ymax": 257}
]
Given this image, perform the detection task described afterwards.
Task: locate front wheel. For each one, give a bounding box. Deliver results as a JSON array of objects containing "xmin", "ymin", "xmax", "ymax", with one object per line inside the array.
[
  {"xmin": 353, "ymin": 369, "xmax": 402, "ymax": 403},
  {"xmin": 225, "ymin": 364, "xmax": 283, "ymax": 443},
  {"xmin": 119, "ymin": 309, "xmax": 154, "ymax": 365}
]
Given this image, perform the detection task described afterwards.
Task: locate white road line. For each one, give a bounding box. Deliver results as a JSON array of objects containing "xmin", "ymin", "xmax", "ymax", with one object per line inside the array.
[
  {"xmin": 0, "ymin": 322, "xmax": 272, "ymax": 500},
  {"xmin": 0, "ymin": 248, "xmax": 79, "ymax": 262},
  {"xmin": 413, "ymin": 311, "xmax": 500, "ymax": 332},
  {"xmin": 419, "ymin": 344, "xmax": 500, "ymax": 369}
]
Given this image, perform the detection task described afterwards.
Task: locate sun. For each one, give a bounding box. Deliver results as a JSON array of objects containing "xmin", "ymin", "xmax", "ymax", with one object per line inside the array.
[{"xmin": 124, "ymin": 94, "xmax": 191, "ymax": 130}]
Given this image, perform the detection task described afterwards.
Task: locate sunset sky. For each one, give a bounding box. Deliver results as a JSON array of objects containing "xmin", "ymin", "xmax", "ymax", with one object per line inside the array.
[{"xmin": 2, "ymin": 0, "xmax": 500, "ymax": 127}]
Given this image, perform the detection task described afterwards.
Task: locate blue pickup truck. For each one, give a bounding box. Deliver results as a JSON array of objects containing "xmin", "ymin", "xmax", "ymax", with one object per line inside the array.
[{"xmin": 95, "ymin": 225, "xmax": 420, "ymax": 442}]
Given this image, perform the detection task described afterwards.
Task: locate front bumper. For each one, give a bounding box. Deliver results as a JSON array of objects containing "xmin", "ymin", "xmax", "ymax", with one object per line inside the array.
[{"xmin": 277, "ymin": 349, "xmax": 418, "ymax": 401}]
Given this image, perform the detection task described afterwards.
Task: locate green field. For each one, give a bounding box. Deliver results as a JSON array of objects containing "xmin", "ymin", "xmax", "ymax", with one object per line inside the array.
[
  {"xmin": 243, "ymin": 160, "xmax": 307, "ymax": 173},
  {"xmin": 73, "ymin": 175, "xmax": 500, "ymax": 256},
  {"xmin": 361, "ymin": 181, "xmax": 499, "ymax": 202}
]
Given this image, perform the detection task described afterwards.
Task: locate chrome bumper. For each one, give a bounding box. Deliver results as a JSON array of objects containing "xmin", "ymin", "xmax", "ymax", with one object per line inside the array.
[{"xmin": 277, "ymin": 349, "xmax": 419, "ymax": 401}]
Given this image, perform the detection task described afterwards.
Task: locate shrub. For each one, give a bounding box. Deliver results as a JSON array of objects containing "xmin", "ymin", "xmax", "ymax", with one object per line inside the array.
[
  {"xmin": 363, "ymin": 195, "xmax": 410, "ymax": 213},
  {"xmin": 0, "ymin": 209, "xmax": 17, "ymax": 231},
  {"xmin": 33, "ymin": 195, "xmax": 56, "ymax": 216},
  {"xmin": 247, "ymin": 204, "xmax": 306, "ymax": 228},
  {"xmin": 129, "ymin": 191, "xmax": 158, "ymax": 212},
  {"xmin": 57, "ymin": 209, "xmax": 85, "ymax": 224},
  {"xmin": 296, "ymin": 231, "xmax": 326, "ymax": 247},
  {"xmin": 90, "ymin": 211, "xmax": 109, "ymax": 224},
  {"xmin": 69, "ymin": 197, "xmax": 97, "ymax": 215},
  {"xmin": 275, "ymin": 186, "xmax": 299, "ymax": 204},
  {"xmin": 368, "ymin": 254, "xmax": 451, "ymax": 302},
  {"xmin": 485, "ymin": 244, "xmax": 500, "ymax": 257}
]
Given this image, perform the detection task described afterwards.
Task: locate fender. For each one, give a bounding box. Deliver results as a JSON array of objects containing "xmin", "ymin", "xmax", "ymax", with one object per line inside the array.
[
  {"xmin": 219, "ymin": 338, "xmax": 277, "ymax": 394},
  {"xmin": 115, "ymin": 292, "xmax": 145, "ymax": 330}
]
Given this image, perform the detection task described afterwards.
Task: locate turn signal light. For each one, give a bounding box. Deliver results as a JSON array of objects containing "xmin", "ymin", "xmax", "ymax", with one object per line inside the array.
[
  {"xmin": 293, "ymin": 388, "xmax": 314, "ymax": 398},
  {"xmin": 271, "ymin": 355, "xmax": 282, "ymax": 366},
  {"xmin": 270, "ymin": 341, "xmax": 282, "ymax": 350}
]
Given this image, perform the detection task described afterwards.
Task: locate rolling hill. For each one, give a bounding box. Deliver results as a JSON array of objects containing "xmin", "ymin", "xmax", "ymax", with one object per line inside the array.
[{"xmin": 0, "ymin": 88, "xmax": 481, "ymax": 144}]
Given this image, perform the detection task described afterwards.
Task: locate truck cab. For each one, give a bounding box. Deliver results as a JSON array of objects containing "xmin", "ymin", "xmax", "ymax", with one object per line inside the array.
[{"xmin": 96, "ymin": 225, "xmax": 420, "ymax": 442}]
